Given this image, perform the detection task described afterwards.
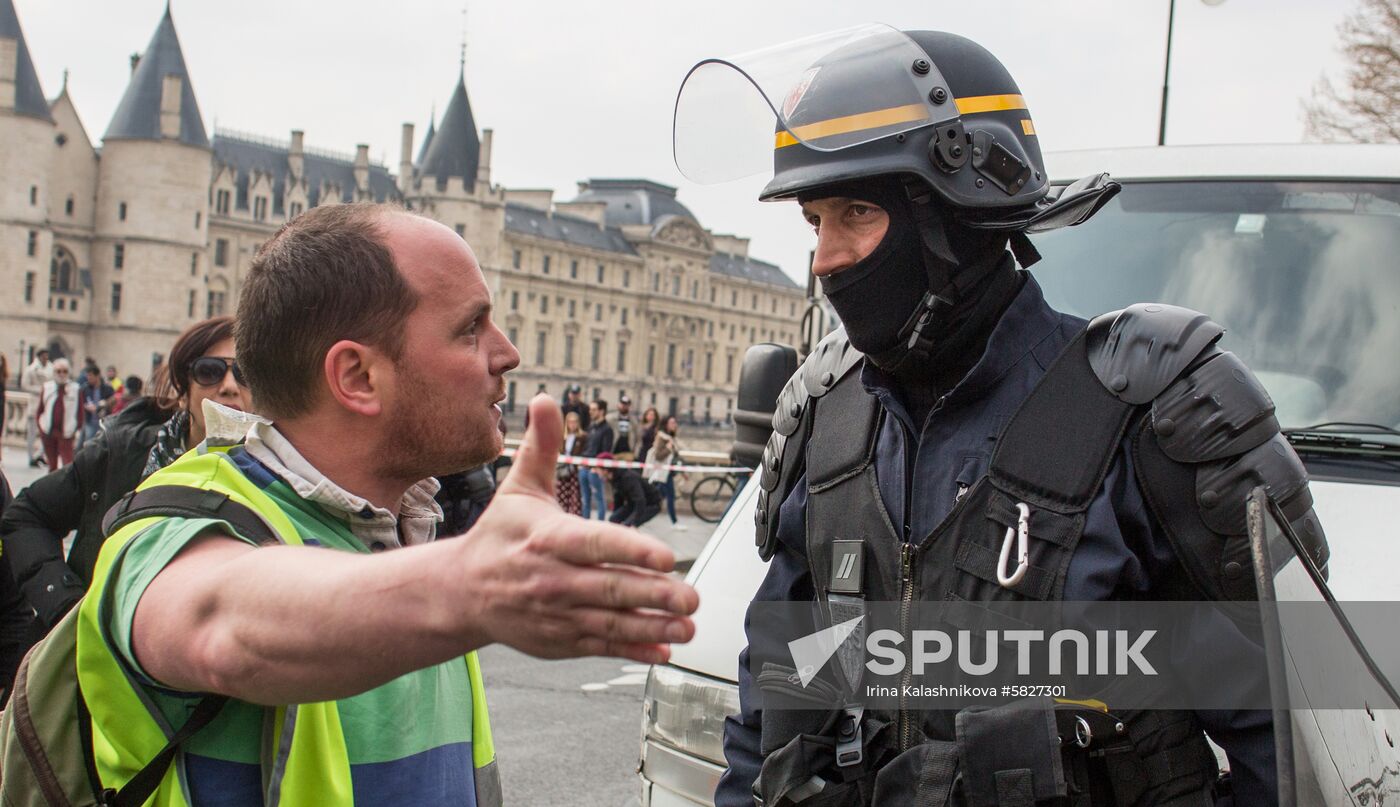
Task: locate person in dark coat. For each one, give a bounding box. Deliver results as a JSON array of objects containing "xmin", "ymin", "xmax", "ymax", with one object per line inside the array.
[
  {"xmin": 0, "ymin": 316, "xmax": 252, "ymax": 638},
  {"xmin": 598, "ymin": 453, "xmax": 661, "ymax": 528},
  {"xmin": 0, "ymin": 470, "xmax": 41, "ymax": 701}
]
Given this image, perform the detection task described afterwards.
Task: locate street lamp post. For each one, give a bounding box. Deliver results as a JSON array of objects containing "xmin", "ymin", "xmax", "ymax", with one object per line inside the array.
[{"xmin": 1159, "ymin": 0, "xmax": 1226, "ymax": 146}]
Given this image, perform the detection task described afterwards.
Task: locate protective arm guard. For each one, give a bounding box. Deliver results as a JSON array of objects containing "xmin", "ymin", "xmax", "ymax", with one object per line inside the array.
[
  {"xmin": 755, "ymin": 330, "xmax": 863, "ymax": 561},
  {"xmin": 1087, "ymin": 304, "xmax": 1329, "ymax": 601}
]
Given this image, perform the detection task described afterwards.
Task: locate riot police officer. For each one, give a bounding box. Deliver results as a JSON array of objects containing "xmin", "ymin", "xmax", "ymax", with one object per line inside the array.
[{"xmin": 673, "ymin": 24, "xmax": 1329, "ymax": 807}]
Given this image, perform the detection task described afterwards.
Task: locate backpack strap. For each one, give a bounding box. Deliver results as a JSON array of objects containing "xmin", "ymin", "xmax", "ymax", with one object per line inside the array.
[
  {"xmin": 102, "ymin": 485, "xmax": 279, "ymax": 546},
  {"xmin": 78, "ymin": 686, "xmax": 229, "ymax": 807},
  {"xmin": 79, "ymin": 484, "xmax": 279, "ymax": 804}
]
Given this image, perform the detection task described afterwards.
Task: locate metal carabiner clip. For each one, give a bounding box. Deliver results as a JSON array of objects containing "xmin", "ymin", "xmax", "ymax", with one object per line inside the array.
[{"xmin": 997, "ymin": 502, "xmax": 1031, "ymax": 588}]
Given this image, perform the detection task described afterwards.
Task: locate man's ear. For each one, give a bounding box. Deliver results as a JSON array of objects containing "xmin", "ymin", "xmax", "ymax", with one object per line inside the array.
[{"xmin": 324, "ymin": 340, "xmax": 389, "ymax": 417}]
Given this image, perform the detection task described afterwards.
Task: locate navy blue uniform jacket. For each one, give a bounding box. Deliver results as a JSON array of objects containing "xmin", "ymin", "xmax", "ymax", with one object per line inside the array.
[{"xmin": 715, "ymin": 275, "xmax": 1275, "ymax": 807}]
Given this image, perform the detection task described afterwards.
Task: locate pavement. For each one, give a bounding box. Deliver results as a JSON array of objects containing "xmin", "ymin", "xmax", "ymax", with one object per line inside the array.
[{"xmin": 2, "ymin": 445, "xmax": 52, "ymax": 495}]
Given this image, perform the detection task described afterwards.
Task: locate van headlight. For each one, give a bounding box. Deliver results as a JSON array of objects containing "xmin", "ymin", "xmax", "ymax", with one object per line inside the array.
[{"xmin": 642, "ymin": 664, "xmax": 740, "ymax": 766}]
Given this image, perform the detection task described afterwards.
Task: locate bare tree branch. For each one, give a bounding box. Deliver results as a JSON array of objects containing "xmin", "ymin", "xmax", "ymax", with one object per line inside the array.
[{"xmin": 1303, "ymin": 0, "xmax": 1400, "ymax": 143}]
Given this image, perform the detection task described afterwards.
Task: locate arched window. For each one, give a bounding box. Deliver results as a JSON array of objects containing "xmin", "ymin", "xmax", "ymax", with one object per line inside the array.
[{"xmin": 49, "ymin": 245, "xmax": 78, "ymax": 293}]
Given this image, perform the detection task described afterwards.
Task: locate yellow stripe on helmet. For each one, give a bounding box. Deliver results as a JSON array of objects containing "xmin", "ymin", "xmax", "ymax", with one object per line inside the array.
[
  {"xmin": 955, "ymin": 93, "xmax": 1028, "ymax": 115},
  {"xmin": 774, "ymin": 103, "xmax": 931, "ymax": 149}
]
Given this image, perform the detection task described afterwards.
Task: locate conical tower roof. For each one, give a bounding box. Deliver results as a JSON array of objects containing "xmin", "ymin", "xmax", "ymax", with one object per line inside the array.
[
  {"xmin": 416, "ymin": 114, "xmax": 436, "ymax": 165},
  {"xmin": 103, "ymin": 5, "xmax": 207, "ymax": 147},
  {"xmin": 0, "ymin": 0, "xmax": 53, "ymax": 122},
  {"xmin": 419, "ymin": 73, "xmax": 480, "ymax": 186}
]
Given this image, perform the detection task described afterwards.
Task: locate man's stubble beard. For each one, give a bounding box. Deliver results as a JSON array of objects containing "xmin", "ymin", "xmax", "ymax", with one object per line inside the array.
[{"xmin": 380, "ymin": 361, "xmax": 500, "ymax": 481}]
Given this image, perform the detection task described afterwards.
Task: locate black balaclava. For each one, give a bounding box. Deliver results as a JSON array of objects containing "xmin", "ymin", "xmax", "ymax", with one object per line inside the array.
[{"xmin": 805, "ymin": 177, "xmax": 1022, "ymax": 399}]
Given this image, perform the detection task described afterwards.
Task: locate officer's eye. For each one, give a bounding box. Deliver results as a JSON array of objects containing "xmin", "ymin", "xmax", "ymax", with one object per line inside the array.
[
  {"xmin": 805, "ymin": 214, "xmax": 821, "ymax": 232},
  {"xmin": 848, "ymin": 204, "xmax": 876, "ymax": 218}
]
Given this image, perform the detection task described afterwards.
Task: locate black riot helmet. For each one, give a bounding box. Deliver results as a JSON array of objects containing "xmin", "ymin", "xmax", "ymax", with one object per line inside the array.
[
  {"xmin": 674, "ymin": 24, "xmax": 1117, "ymax": 239},
  {"xmin": 675, "ymin": 25, "xmax": 1117, "ymax": 371}
]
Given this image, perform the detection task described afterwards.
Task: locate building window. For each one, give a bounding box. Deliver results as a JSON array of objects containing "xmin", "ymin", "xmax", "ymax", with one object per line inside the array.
[
  {"xmin": 752, "ymin": 294, "xmax": 758, "ymax": 310},
  {"xmin": 731, "ymin": 290, "xmax": 738, "ymax": 306},
  {"xmin": 188, "ymin": 290, "xmax": 196, "ymax": 318},
  {"xmin": 190, "ymin": 252, "xmax": 199, "ymax": 276},
  {"xmin": 710, "ymin": 287, "xmax": 716, "ymax": 303},
  {"xmin": 726, "ymin": 353, "xmax": 735, "ymax": 384},
  {"xmin": 647, "ymin": 345, "xmax": 655, "ymax": 375},
  {"xmin": 594, "ymin": 305, "xmax": 602, "ymax": 323},
  {"xmin": 542, "ymin": 255, "xmax": 551, "ymax": 275},
  {"xmin": 652, "ymin": 273, "xmax": 660, "ymax": 292},
  {"xmin": 570, "ymin": 260, "xmax": 578, "ymax": 279},
  {"xmin": 113, "ymin": 244, "xmax": 124, "ymax": 269},
  {"xmin": 510, "ymin": 290, "xmax": 519, "ymax": 311},
  {"xmin": 111, "ymin": 282, "xmax": 122, "ymax": 313},
  {"xmin": 26, "ymin": 230, "xmax": 37, "ymax": 257},
  {"xmin": 119, "ymin": 202, "xmax": 127, "ymax": 221},
  {"xmin": 705, "ymin": 352, "xmax": 713, "ymax": 381},
  {"xmin": 24, "ymin": 272, "xmax": 35, "ymax": 303},
  {"xmin": 772, "ymin": 298, "xmax": 778, "ymax": 313},
  {"xmin": 512, "ymin": 249, "xmax": 522, "ymax": 269},
  {"xmin": 623, "ymin": 269, "xmax": 630, "ymax": 288},
  {"xmin": 507, "ymin": 327, "xmax": 518, "ymax": 346},
  {"xmin": 790, "ymin": 301, "xmax": 796, "ymax": 316},
  {"xmin": 597, "ymin": 264, "xmax": 605, "ymax": 283},
  {"xmin": 666, "ymin": 344, "xmax": 676, "ymax": 377},
  {"xmin": 207, "ymin": 290, "xmax": 226, "ymax": 317},
  {"xmin": 708, "ymin": 322, "xmax": 714, "ymax": 338},
  {"xmin": 454, "ymin": 223, "xmax": 465, "ymax": 237},
  {"xmin": 617, "ymin": 342, "xmax": 627, "ymax": 372},
  {"xmin": 29, "ymin": 186, "xmax": 37, "ymax": 205},
  {"xmin": 214, "ymin": 238, "xmax": 229, "ymax": 267},
  {"xmin": 291, "ymin": 203, "xmax": 304, "ymax": 218},
  {"xmin": 507, "ymin": 381, "xmax": 517, "ymax": 413},
  {"xmin": 672, "ymin": 276, "xmax": 681, "ymax": 296},
  {"xmin": 563, "ymin": 334, "xmax": 575, "ymax": 368},
  {"xmin": 65, "ymin": 196, "xmax": 74, "ymax": 216},
  {"xmin": 685, "ymin": 349, "xmax": 694, "ymax": 379},
  {"xmin": 691, "ymin": 280, "xmax": 699, "ymax": 299},
  {"xmin": 253, "ymin": 197, "xmax": 268, "ymax": 221},
  {"xmin": 540, "ymin": 296, "xmax": 549, "ymax": 315},
  {"xmin": 567, "ymin": 299, "xmax": 576, "ymax": 319},
  {"xmin": 590, "ymin": 338, "xmax": 601, "ymax": 370},
  {"xmin": 195, "ymin": 212, "xmax": 202, "ymax": 229},
  {"xmin": 535, "ymin": 331, "xmax": 547, "ymax": 365},
  {"xmin": 620, "ymin": 308, "xmax": 628, "ymax": 326},
  {"xmin": 215, "ymin": 189, "xmax": 230, "ymax": 215}
]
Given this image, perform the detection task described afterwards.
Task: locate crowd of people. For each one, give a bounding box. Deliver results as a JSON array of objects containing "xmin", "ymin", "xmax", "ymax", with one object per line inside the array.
[
  {"xmin": 551, "ymin": 384, "xmax": 685, "ymax": 530},
  {"xmin": 5, "ymin": 349, "xmax": 144, "ymax": 471}
]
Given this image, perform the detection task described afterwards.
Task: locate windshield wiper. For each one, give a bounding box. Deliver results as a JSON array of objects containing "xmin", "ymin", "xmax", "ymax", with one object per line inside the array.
[{"xmin": 1283, "ymin": 422, "xmax": 1400, "ymax": 456}]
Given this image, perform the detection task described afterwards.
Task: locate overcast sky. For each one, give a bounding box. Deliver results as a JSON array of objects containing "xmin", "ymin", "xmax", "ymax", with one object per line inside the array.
[{"xmin": 15, "ymin": 0, "xmax": 1354, "ymax": 282}]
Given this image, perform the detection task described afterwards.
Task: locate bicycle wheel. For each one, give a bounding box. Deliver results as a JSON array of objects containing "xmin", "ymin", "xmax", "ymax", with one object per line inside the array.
[{"xmin": 690, "ymin": 475, "xmax": 736, "ymax": 524}]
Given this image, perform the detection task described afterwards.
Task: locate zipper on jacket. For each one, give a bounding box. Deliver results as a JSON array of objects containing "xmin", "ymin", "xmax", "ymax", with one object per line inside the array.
[{"xmin": 898, "ymin": 541, "xmax": 915, "ymax": 751}]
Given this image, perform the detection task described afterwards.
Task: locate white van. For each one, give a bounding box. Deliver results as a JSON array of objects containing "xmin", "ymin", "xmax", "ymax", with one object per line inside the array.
[{"xmin": 637, "ymin": 144, "xmax": 1400, "ymax": 806}]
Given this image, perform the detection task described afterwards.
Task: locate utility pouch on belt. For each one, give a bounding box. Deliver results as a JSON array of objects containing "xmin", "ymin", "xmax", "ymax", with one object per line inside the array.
[{"xmin": 955, "ymin": 698, "xmax": 1067, "ymax": 807}]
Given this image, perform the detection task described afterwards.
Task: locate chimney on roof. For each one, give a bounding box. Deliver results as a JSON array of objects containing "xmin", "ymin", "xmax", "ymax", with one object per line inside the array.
[
  {"xmin": 288, "ymin": 129, "xmax": 304, "ymax": 180},
  {"xmin": 354, "ymin": 143, "xmax": 369, "ymax": 195},
  {"xmin": 0, "ymin": 37, "xmax": 16, "ymax": 111},
  {"xmin": 476, "ymin": 127, "xmax": 492, "ymax": 191},
  {"xmin": 399, "ymin": 123, "xmax": 414, "ymax": 193},
  {"xmin": 130, "ymin": 52, "xmax": 141, "ymax": 74},
  {"xmin": 159, "ymin": 73, "xmax": 182, "ymax": 138}
]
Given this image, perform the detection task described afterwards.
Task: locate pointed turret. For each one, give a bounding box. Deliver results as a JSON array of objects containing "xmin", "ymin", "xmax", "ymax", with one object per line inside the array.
[
  {"xmin": 103, "ymin": 5, "xmax": 207, "ymax": 147},
  {"xmin": 0, "ymin": 0, "xmax": 53, "ymax": 121},
  {"xmin": 419, "ymin": 73, "xmax": 480, "ymax": 190},
  {"xmin": 417, "ymin": 113, "xmax": 436, "ymax": 165}
]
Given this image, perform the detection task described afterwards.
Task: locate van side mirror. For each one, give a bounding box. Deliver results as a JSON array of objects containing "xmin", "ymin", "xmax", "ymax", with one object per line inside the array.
[{"xmin": 732, "ymin": 343, "xmax": 799, "ymax": 470}]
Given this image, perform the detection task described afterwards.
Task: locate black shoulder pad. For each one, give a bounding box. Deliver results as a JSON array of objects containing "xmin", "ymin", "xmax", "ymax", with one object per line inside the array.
[
  {"xmin": 1153, "ymin": 349, "xmax": 1279, "ymax": 463},
  {"xmin": 756, "ymin": 330, "xmax": 862, "ymax": 560},
  {"xmin": 1086, "ymin": 304, "xmax": 1225, "ymax": 405}
]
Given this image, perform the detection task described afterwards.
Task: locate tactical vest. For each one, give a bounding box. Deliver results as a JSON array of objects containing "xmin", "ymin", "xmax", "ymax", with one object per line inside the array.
[{"xmin": 751, "ymin": 304, "xmax": 1329, "ymax": 807}]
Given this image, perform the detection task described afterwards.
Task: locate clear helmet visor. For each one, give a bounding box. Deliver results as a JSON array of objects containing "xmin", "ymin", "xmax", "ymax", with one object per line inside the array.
[{"xmin": 673, "ymin": 23, "xmax": 959, "ymax": 184}]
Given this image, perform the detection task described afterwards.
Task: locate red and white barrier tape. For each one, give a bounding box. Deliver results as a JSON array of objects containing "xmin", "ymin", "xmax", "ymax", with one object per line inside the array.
[{"xmin": 499, "ymin": 447, "xmax": 753, "ymax": 474}]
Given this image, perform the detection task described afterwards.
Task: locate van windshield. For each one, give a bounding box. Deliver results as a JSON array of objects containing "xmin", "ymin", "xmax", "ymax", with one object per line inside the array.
[{"xmin": 1031, "ymin": 180, "xmax": 1400, "ymax": 436}]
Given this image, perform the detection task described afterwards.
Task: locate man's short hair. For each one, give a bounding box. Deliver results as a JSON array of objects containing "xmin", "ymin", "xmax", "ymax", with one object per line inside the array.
[
  {"xmin": 236, "ymin": 203, "xmax": 419, "ymax": 419},
  {"xmin": 593, "ymin": 399, "xmax": 608, "ymax": 414},
  {"xmin": 37, "ymin": 349, "xmax": 49, "ymax": 358}
]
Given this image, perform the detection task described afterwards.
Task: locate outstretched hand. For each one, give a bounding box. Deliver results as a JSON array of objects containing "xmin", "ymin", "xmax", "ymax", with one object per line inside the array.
[{"xmin": 459, "ymin": 394, "xmax": 698, "ymax": 664}]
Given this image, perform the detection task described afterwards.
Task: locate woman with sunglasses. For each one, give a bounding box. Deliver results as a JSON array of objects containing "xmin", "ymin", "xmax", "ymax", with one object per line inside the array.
[{"xmin": 0, "ymin": 316, "xmax": 253, "ymax": 641}]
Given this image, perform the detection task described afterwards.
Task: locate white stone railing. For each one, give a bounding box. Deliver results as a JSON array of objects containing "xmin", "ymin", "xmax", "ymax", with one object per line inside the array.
[{"xmin": 3, "ymin": 390, "xmax": 32, "ymax": 450}]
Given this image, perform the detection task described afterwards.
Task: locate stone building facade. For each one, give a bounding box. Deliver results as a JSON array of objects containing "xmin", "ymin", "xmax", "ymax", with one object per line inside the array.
[{"xmin": 0, "ymin": 3, "xmax": 804, "ymax": 426}]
